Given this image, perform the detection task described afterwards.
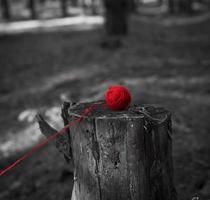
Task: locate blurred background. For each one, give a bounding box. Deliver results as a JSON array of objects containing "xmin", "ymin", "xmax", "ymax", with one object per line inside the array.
[{"xmin": 0, "ymin": 0, "xmax": 210, "ymax": 199}]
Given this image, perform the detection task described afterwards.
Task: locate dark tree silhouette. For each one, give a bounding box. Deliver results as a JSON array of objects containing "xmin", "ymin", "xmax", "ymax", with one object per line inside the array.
[
  {"xmin": 1, "ymin": 0, "xmax": 11, "ymax": 20},
  {"xmin": 103, "ymin": 0, "xmax": 130, "ymax": 36},
  {"xmin": 28, "ymin": 0, "xmax": 37, "ymax": 19},
  {"xmin": 168, "ymin": 0, "xmax": 193, "ymax": 14},
  {"xmin": 129, "ymin": 0, "xmax": 138, "ymax": 13},
  {"xmin": 61, "ymin": 0, "xmax": 68, "ymax": 17},
  {"xmin": 158, "ymin": 0, "xmax": 163, "ymax": 6},
  {"xmin": 178, "ymin": 0, "xmax": 193, "ymax": 13},
  {"xmin": 168, "ymin": 0, "xmax": 175, "ymax": 13},
  {"xmin": 90, "ymin": 0, "xmax": 97, "ymax": 15},
  {"xmin": 71, "ymin": 0, "xmax": 78, "ymax": 6}
]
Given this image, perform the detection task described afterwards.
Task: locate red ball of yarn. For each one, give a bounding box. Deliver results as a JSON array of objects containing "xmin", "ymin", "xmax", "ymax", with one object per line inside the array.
[{"xmin": 105, "ymin": 85, "xmax": 132, "ymax": 111}]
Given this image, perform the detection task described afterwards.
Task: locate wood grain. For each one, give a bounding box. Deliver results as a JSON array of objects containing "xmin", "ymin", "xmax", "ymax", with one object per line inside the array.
[{"xmin": 38, "ymin": 101, "xmax": 177, "ymax": 200}]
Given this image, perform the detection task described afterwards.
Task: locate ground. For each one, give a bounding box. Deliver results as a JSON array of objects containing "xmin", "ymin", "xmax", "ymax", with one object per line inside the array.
[{"xmin": 0, "ymin": 11, "xmax": 210, "ymax": 200}]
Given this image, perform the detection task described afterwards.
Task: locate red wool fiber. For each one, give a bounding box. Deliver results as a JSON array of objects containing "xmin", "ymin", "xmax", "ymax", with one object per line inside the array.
[{"xmin": 105, "ymin": 85, "xmax": 132, "ymax": 111}]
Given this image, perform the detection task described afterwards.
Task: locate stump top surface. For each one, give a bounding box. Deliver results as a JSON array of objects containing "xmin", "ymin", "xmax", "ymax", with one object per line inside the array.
[{"xmin": 69, "ymin": 101, "xmax": 170, "ymax": 120}]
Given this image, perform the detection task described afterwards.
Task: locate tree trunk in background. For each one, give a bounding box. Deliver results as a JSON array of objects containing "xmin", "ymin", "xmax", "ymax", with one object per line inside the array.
[
  {"xmin": 61, "ymin": 0, "xmax": 68, "ymax": 17},
  {"xmin": 1, "ymin": 0, "xmax": 10, "ymax": 20},
  {"xmin": 29, "ymin": 0, "xmax": 37, "ymax": 19},
  {"xmin": 168, "ymin": 0, "xmax": 193, "ymax": 14},
  {"xmin": 91, "ymin": 0, "xmax": 97, "ymax": 15},
  {"xmin": 186, "ymin": 0, "xmax": 193, "ymax": 13},
  {"xmin": 168, "ymin": 0, "xmax": 175, "ymax": 13},
  {"xmin": 158, "ymin": 0, "xmax": 163, "ymax": 6},
  {"xmin": 178, "ymin": 0, "xmax": 193, "ymax": 13},
  {"xmin": 129, "ymin": 0, "xmax": 138, "ymax": 13},
  {"xmin": 71, "ymin": 0, "xmax": 78, "ymax": 6},
  {"xmin": 28, "ymin": 0, "xmax": 37, "ymax": 19},
  {"xmin": 80, "ymin": 0, "xmax": 87, "ymax": 11},
  {"xmin": 103, "ymin": 0, "xmax": 130, "ymax": 36}
]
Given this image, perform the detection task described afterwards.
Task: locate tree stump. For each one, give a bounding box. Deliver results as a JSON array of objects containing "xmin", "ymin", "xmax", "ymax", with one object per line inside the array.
[{"xmin": 37, "ymin": 101, "xmax": 177, "ymax": 200}]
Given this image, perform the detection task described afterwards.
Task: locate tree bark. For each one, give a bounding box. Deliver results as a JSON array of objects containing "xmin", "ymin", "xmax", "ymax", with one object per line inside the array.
[{"xmin": 38, "ymin": 101, "xmax": 177, "ymax": 200}]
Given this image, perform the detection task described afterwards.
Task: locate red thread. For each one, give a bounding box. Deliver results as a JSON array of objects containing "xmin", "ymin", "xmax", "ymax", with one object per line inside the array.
[
  {"xmin": 105, "ymin": 85, "xmax": 131, "ymax": 111},
  {"xmin": 0, "ymin": 85, "xmax": 132, "ymax": 177},
  {"xmin": 0, "ymin": 103, "xmax": 101, "ymax": 176}
]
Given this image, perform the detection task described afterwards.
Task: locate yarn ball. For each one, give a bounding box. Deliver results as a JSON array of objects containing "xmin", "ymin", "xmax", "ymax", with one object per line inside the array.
[{"xmin": 105, "ymin": 85, "xmax": 132, "ymax": 111}]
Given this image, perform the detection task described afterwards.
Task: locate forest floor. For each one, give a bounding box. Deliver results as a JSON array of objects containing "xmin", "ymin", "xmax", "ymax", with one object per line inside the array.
[{"xmin": 0, "ymin": 11, "xmax": 210, "ymax": 200}]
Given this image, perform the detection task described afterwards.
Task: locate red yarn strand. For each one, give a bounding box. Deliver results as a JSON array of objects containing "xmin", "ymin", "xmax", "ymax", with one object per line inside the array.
[
  {"xmin": 0, "ymin": 85, "xmax": 132, "ymax": 176},
  {"xmin": 0, "ymin": 103, "xmax": 101, "ymax": 176}
]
